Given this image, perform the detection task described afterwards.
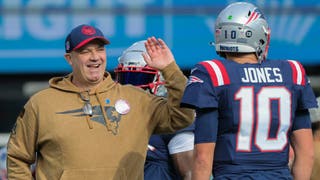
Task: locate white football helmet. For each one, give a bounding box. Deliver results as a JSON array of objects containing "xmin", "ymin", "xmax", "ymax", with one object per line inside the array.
[
  {"xmin": 114, "ymin": 40, "xmax": 166, "ymax": 96},
  {"xmin": 214, "ymin": 2, "xmax": 270, "ymax": 63}
]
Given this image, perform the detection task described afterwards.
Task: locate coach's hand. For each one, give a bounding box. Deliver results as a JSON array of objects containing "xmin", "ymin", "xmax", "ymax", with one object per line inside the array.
[{"xmin": 142, "ymin": 37, "xmax": 174, "ymax": 70}]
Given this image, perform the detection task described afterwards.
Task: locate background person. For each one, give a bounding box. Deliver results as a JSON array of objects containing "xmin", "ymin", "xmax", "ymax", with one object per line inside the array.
[
  {"xmin": 115, "ymin": 40, "xmax": 194, "ymax": 180},
  {"xmin": 180, "ymin": 2, "xmax": 318, "ymax": 179},
  {"xmin": 6, "ymin": 24, "xmax": 194, "ymax": 179},
  {"xmin": 310, "ymin": 97, "xmax": 320, "ymax": 180}
]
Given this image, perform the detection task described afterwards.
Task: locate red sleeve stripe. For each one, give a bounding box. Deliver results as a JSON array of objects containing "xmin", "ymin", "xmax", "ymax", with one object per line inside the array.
[
  {"xmin": 288, "ymin": 60, "xmax": 306, "ymax": 85},
  {"xmin": 199, "ymin": 60, "xmax": 230, "ymax": 87}
]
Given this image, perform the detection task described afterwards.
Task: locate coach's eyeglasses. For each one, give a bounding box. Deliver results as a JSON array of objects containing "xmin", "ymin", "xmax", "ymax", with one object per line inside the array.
[{"xmin": 79, "ymin": 90, "xmax": 93, "ymax": 116}]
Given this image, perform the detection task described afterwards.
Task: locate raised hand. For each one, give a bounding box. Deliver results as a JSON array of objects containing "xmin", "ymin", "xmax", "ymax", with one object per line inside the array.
[{"xmin": 142, "ymin": 37, "xmax": 175, "ymax": 70}]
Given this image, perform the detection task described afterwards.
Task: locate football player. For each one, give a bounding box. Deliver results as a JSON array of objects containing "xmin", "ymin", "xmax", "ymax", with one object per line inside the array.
[
  {"xmin": 115, "ymin": 40, "xmax": 194, "ymax": 180},
  {"xmin": 181, "ymin": 2, "xmax": 318, "ymax": 179}
]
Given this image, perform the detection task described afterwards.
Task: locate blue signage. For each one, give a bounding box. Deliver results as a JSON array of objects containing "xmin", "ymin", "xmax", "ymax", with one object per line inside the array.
[{"xmin": 0, "ymin": 0, "xmax": 319, "ymax": 74}]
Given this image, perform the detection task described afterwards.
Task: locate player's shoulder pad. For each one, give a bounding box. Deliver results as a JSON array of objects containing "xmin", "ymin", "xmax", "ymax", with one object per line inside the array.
[
  {"xmin": 196, "ymin": 59, "xmax": 230, "ymax": 87},
  {"xmin": 287, "ymin": 59, "xmax": 306, "ymax": 86}
]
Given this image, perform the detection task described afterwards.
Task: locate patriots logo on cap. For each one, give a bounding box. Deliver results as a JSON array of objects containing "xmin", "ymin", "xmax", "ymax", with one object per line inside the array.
[
  {"xmin": 187, "ymin": 75, "xmax": 204, "ymax": 86},
  {"xmin": 81, "ymin": 25, "xmax": 96, "ymax": 36}
]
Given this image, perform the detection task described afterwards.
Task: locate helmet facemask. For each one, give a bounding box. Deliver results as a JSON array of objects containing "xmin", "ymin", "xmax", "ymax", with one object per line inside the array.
[{"xmin": 115, "ymin": 40, "xmax": 166, "ymax": 96}]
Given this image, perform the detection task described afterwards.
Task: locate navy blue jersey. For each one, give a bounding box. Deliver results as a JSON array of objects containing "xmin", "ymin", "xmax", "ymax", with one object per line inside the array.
[
  {"xmin": 144, "ymin": 134, "xmax": 177, "ymax": 180},
  {"xmin": 146, "ymin": 134, "xmax": 174, "ymax": 164},
  {"xmin": 181, "ymin": 59, "xmax": 318, "ymax": 176},
  {"xmin": 144, "ymin": 124, "xmax": 195, "ymax": 180}
]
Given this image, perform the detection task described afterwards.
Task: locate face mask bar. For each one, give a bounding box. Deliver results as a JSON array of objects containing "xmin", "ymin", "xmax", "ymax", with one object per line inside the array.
[
  {"xmin": 114, "ymin": 65, "xmax": 165, "ymax": 95},
  {"xmin": 115, "ymin": 65, "xmax": 158, "ymax": 85},
  {"xmin": 114, "ymin": 65, "xmax": 157, "ymax": 74}
]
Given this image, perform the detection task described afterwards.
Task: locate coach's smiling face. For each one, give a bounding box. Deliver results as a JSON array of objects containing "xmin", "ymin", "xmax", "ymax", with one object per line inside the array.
[{"xmin": 64, "ymin": 39, "xmax": 107, "ymax": 90}]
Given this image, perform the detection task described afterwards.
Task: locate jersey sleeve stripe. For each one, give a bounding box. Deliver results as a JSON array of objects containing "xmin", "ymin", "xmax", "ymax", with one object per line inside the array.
[
  {"xmin": 206, "ymin": 61, "xmax": 224, "ymax": 86},
  {"xmin": 200, "ymin": 61, "xmax": 219, "ymax": 86},
  {"xmin": 288, "ymin": 60, "xmax": 305, "ymax": 85},
  {"xmin": 296, "ymin": 61, "xmax": 306, "ymax": 85},
  {"xmin": 288, "ymin": 61, "xmax": 298, "ymax": 84},
  {"xmin": 213, "ymin": 60, "xmax": 230, "ymax": 84},
  {"xmin": 199, "ymin": 60, "xmax": 230, "ymax": 87}
]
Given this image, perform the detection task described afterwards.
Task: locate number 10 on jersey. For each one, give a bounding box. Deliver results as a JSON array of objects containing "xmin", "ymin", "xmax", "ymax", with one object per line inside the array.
[{"xmin": 235, "ymin": 86, "xmax": 291, "ymax": 152}]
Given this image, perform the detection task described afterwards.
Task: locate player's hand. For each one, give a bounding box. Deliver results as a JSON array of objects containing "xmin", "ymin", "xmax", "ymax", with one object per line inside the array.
[{"xmin": 142, "ymin": 37, "xmax": 174, "ymax": 70}]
